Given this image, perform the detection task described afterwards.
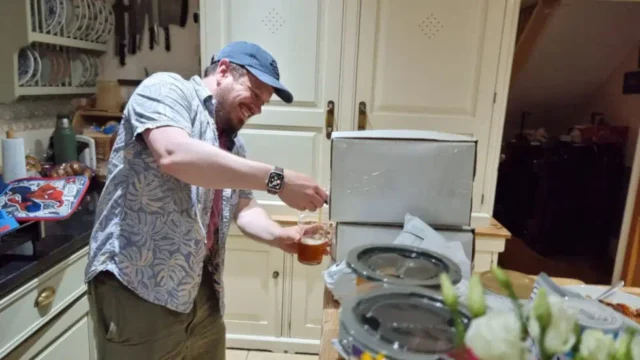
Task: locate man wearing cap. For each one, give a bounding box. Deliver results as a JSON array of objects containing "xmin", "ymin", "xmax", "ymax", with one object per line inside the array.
[{"xmin": 84, "ymin": 41, "xmax": 329, "ymax": 359}]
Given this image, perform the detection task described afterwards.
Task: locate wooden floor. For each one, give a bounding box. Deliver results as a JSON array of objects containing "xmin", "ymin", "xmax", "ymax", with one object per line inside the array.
[{"xmin": 227, "ymin": 349, "xmax": 318, "ymax": 360}]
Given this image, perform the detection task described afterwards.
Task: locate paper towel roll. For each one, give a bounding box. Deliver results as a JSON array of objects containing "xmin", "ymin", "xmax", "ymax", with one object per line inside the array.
[{"xmin": 2, "ymin": 137, "xmax": 27, "ymax": 183}]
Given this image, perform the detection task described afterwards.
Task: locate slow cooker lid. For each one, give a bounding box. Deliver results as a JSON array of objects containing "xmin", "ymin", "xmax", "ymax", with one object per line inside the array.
[
  {"xmin": 342, "ymin": 286, "xmax": 470, "ymax": 357},
  {"xmin": 347, "ymin": 244, "xmax": 462, "ymax": 286}
]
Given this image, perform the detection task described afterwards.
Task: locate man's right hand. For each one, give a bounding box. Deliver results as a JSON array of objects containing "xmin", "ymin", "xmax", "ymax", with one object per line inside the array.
[{"xmin": 278, "ymin": 170, "xmax": 328, "ymax": 211}]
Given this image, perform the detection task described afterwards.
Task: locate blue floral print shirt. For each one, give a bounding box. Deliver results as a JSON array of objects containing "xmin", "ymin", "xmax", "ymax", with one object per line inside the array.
[{"xmin": 84, "ymin": 72, "xmax": 253, "ymax": 314}]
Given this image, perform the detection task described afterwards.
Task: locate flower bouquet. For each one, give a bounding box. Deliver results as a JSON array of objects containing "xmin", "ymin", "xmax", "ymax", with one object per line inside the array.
[{"xmin": 441, "ymin": 266, "xmax": 640, "ymax": 360}]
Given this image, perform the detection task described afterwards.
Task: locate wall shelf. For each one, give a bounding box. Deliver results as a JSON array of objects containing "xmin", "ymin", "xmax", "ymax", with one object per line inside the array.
[
  {"xmin": 16, "ymin": 86, "xmax": 97, "ymax": 96},
  {"xmin": 28, "ymin": 33, "xmax": 108, "ymax": 52},
  {"xmin": 0, "ymin": 0, "xmax": 112, "ymax": 103}
]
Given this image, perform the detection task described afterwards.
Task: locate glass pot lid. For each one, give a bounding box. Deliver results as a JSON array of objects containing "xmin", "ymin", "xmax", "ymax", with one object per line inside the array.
[
  {"xmin": 346, "ymin": 244, "xmax": 462, "ymax": 287},
  {"xmin": 340, "ymin": 285, "xmax": 471, "ymax": 359}
]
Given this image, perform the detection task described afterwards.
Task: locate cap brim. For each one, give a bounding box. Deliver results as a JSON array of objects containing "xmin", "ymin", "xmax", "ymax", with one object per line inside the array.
[{"xmin": 245, "ymin": 66, "xmax": 294, "ymax": 104}]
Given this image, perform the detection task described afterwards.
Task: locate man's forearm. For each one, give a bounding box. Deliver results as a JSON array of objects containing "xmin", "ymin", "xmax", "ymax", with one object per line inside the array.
[
  {"xmin": 144, "ymin": 127, "xmax": 272, "ymax": 191},
  {"xmin": 235, "ymin": 199, "xmax": 283, "ymax": 245}
]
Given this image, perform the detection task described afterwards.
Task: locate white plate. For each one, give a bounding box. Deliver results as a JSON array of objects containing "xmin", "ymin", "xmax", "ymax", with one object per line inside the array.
[
  {"xmin": 89, "ymin": 0, "xmax": 106, "ymax": 42},
  {"xmin": 563, "ymin": 284, "xmax": 640, "ymax": 331},
  {"xmin": 26, "ymin": 48, "xmax": 42, "ymax": 86},
  {"xmin": 73, "ymin": 0, "xmax": 88, "ymax": 38},
  {"xmin": 81, "ymin": 0, "xmax": 94, "ymax": 40},
  {"xmin": 65, "ymin": 0, "xmax": 79, "ymax": 35},
  {"xmin": 18, "ymin": 48, "xmax": 35, "ymax": 86},
  {"xmin": 98, "ymin": 3, "xmax": 114, "ymax": 43},
  {"xmin": 70, "ymin": 53, "xmax": 84, "ymax": 86},
  {"xmin": 50, "ymin": 0, "xmax": 66, "ymax": 34},
  {"xmin": 39, "ymin": 51, "xmax": 52, "ymax": 86},
  {"xmin": 77, "ymin": 53, "xmax": 91, "ymax": 86},
  {"xmin": 42, "ymin": 0, "xmax": 59, "ymax": 33}
]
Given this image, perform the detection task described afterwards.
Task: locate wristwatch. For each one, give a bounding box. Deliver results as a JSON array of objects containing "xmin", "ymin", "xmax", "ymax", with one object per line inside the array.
[{"xmin": 266, "ymin": 166, "xmax": 285, "ymax": 195}]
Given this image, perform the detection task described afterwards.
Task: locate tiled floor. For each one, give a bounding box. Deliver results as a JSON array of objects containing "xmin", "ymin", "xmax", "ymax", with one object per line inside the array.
[{"xmin": 226, "ymin": 349, "xmax": 318, "ymax": 360}]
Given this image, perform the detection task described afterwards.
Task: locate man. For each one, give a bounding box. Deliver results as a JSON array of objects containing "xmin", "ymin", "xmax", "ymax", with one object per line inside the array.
[{"xmin": 85, "ymin": 41, "xmax": 329, "ymax": 359}]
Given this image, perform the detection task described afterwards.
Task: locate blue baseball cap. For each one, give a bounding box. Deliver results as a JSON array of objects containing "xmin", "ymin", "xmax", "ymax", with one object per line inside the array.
[{"xmin": 210, "ymin": 41, "xmax": 293, "ymax": 104}]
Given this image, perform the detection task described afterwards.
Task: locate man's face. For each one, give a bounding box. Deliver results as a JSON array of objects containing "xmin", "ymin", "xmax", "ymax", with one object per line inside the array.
[{"xmin": 213, "ymin": 60, "xmax": 274, "ymax": 134}]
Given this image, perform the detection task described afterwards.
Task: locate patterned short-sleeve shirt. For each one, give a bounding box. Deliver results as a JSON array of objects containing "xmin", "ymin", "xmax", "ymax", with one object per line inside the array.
[{"xmin": 85, "ymin": 72, "xmax": 253, "ymax": 314}]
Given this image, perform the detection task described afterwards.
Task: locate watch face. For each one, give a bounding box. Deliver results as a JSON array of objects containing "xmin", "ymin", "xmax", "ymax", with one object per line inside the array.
[{"xmin": 268, "ymin": 172, "xmax": 284, "ymax": 190}]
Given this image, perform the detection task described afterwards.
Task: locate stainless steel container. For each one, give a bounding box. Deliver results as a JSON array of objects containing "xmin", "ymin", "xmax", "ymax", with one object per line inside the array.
[
  {"xmin": 345, "ymin": 244, "xmax": 462, "ymax": 292},
  {"xmin": 338, "ymin": 285, "xmax": 471, "ymax": 359}
]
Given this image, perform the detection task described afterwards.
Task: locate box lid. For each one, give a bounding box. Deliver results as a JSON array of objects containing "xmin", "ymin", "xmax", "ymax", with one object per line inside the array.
[{"xmin": 331, "ymin": 129, "xmax": 476, "ymax": 142}]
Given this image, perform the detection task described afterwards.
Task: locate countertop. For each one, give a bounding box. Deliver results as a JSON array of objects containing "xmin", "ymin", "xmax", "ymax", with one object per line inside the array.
[{"xmin": 0, "ymin": 189, "xmax": 100, "ymax": 300}]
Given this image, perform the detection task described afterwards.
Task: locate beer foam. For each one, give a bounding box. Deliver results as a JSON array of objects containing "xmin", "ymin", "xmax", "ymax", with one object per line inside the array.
[{"xmin": 301, "ymin": 237, "xmax": 326, "ymax": 246}]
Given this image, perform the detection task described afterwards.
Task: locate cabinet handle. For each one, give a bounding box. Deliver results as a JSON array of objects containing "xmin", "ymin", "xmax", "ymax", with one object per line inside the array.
[
  {"xmin": 34, "ymin": 286, "xmax": 56, "ymax": 308},
  {"xmin": 325, "ymin": 100, "xmax": 335, "ymax": 140},
  {"xmin": 358, "ymin": 101, "xmax": 367, "ymax": 131},
  {"xmin": 272, "ymin": 271, "xmax": 280, "ymax": 279}
]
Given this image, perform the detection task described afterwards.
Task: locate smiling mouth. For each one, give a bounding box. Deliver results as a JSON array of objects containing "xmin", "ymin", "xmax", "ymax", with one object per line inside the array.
[{"xmin": 240, "ymin": 105, "xmax": 253, "ymax": 121}]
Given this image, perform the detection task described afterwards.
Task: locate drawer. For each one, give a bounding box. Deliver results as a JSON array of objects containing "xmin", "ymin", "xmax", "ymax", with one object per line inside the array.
[
  {"xmin": 0, "ymin": 246, "xmax": 89, "ymax": 358},
  {"xmin": 475, "ymin": 236, "xmax": 506, "ymax": 253}
]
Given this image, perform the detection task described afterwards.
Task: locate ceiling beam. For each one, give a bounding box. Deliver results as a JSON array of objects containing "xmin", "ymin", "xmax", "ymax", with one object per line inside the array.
[{"xmin": 511, "ymin": 0, "xmax": 562, "ymax": 83}]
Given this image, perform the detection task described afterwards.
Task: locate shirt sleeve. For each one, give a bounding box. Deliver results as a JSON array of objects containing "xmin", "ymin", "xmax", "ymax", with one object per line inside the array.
[
  {"xmin": 234, "ymin": 137, "xmax": 255, "ymax": 200},
  {"xmin": 126, "ymin": 73, "xmax": 193, "ymax": 141}
]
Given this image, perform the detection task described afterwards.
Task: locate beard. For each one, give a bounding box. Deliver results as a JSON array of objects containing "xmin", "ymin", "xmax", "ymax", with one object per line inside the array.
[{"xmin": 213, "ymin": 88, "xmax": 241, "ymax": 135}]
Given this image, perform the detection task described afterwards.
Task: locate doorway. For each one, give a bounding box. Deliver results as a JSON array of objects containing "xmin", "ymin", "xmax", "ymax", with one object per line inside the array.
[{"xmin": 495, "ymin": 0, "xmax": 640, "ymax": 285}]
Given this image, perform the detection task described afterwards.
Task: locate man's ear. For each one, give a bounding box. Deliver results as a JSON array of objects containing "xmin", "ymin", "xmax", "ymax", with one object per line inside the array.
[{"xmin": 216, "ymin": 59, "xmax": 231, "ymax": 78}]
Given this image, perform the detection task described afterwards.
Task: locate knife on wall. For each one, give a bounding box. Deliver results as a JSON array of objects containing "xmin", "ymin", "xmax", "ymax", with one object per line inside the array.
[{"xmin": 114, "ymin": 0, "xmax": 128, "ymax": 66}]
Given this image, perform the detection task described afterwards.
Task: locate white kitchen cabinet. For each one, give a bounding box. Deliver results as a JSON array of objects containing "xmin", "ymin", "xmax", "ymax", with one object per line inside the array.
[
  {"xmin": 352, "ymin": 0, "xmax": 508, "ymax": 214},
  {"xmin": 223, "ymin": 226, "xmax": 285, "ymax": 338},
  {"xmin": 5, "ymin": 296, "xmax": 94, "ymax": 360},
  {"xmin": 201, "ymin": 0, "xmax": 521, "ymax": 354},
  {"xmin": 1, "ymin": 247, "xmax": 96, "ymax": 360},
  {"xmin": 288, "ymin": 256, "xmax": 332, "ymax": 340}
]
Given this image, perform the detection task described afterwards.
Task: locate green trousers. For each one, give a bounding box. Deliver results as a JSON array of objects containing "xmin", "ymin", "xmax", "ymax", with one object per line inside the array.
[{"xmin": 87, "ymin": 268, "xmax": 226, "ymax": 360}]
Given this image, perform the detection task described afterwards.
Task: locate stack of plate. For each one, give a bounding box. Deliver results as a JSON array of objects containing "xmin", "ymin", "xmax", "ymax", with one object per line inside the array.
[
  {"xmin": 18, "ymin": 46, "xmax": 100, "ymax": 88},
  {"xmin": 31, "ymin": 0, "xmax": 114, "ymax": 43}
]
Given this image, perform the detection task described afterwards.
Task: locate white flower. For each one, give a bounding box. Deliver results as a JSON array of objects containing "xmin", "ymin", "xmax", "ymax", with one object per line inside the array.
[
  {"xmin": 465, "ymin": 311, "xmax": 526, "ymax": 360},
  {"xmin": 528, "ymin": 295, "xmax": 577, "ymax": 355},
  {"xmin": 577, "ymin": 329, "xmax": 615, "ymax": 360}
]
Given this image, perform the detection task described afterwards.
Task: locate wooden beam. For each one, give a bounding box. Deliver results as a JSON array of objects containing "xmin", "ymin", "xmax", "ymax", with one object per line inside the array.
[{"xmin": 511, "ymin": 0, "xmax": 562, "ymax": 82}]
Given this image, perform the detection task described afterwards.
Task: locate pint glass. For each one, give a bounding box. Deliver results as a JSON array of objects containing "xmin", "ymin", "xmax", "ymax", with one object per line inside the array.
[{"xmin": 297, "ymin": 211, "xmax": 332, "ymax": 266}]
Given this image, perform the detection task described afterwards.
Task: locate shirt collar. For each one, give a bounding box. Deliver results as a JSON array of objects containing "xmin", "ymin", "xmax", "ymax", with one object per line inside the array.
[{"xmin": 190, "ymin": 76, "xmax": 237, "ymax": 150}]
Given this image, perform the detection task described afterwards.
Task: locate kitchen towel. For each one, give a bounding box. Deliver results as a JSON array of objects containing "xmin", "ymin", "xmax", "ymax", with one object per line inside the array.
[
  {"xmin": 0, "ymin": 176, "xmax": 90, "ymax": 221},
  {"xmin": 2, "ymin": 136, "xmax": 27, "ymax": 183}
]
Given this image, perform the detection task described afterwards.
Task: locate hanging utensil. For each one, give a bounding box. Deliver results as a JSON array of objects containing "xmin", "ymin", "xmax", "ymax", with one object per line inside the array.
[
  {"xmin": 128, "ymin": 0, "xmax": 139, "ymax": 55},
  {"xmin": 114, "ymin": 0, "xmax": 128, "ymax": 66},
  {"xmin": 149, "ymin": 0, "xmax": 159, "ymax": 50}
]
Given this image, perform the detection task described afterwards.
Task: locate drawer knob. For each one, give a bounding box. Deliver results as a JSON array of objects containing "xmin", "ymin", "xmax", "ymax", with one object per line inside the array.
[{"xmin": 34, "ymin": 287, "xmax": 56, "ymax": 308}]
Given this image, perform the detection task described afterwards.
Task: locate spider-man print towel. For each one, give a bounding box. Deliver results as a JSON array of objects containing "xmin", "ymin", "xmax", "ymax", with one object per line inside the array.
[{"xmin": 0, "ymin": 176, "xmax": 89, "ymax": 221}]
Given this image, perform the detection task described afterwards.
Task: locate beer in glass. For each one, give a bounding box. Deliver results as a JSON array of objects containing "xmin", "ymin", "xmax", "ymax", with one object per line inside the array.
[{"xmin": 297, "ymin": 211, "xmax": 332, "ymax": 266}]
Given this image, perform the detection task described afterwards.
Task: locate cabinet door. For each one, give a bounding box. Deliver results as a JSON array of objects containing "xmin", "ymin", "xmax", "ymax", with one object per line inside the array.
[
  {"xmin": 5, "ymin": 294, "xmax": 94, "ymax": 360},
  {"xmin": 288, "ymin": 257, "xmax": 331, "ymax": 340},
  {"xmin": 201, "ymin": 0, "xmax": 344, "ymax": 218},
  {"xmin": 353, "ymin": 0, "xmax": 507, "ymax": 214},
  {"xmin": 33, "ymin": 317, "xmax": 91, "ymax": 360},
  {"xmin": 223, "ymin": 226, "xmax": 285, "ymax": 337}
]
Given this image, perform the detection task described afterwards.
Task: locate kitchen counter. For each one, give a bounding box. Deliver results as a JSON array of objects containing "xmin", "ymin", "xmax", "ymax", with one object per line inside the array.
[{"xmin": 0, "ymin": 189, "xmax": 99, "ymax": 299}]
